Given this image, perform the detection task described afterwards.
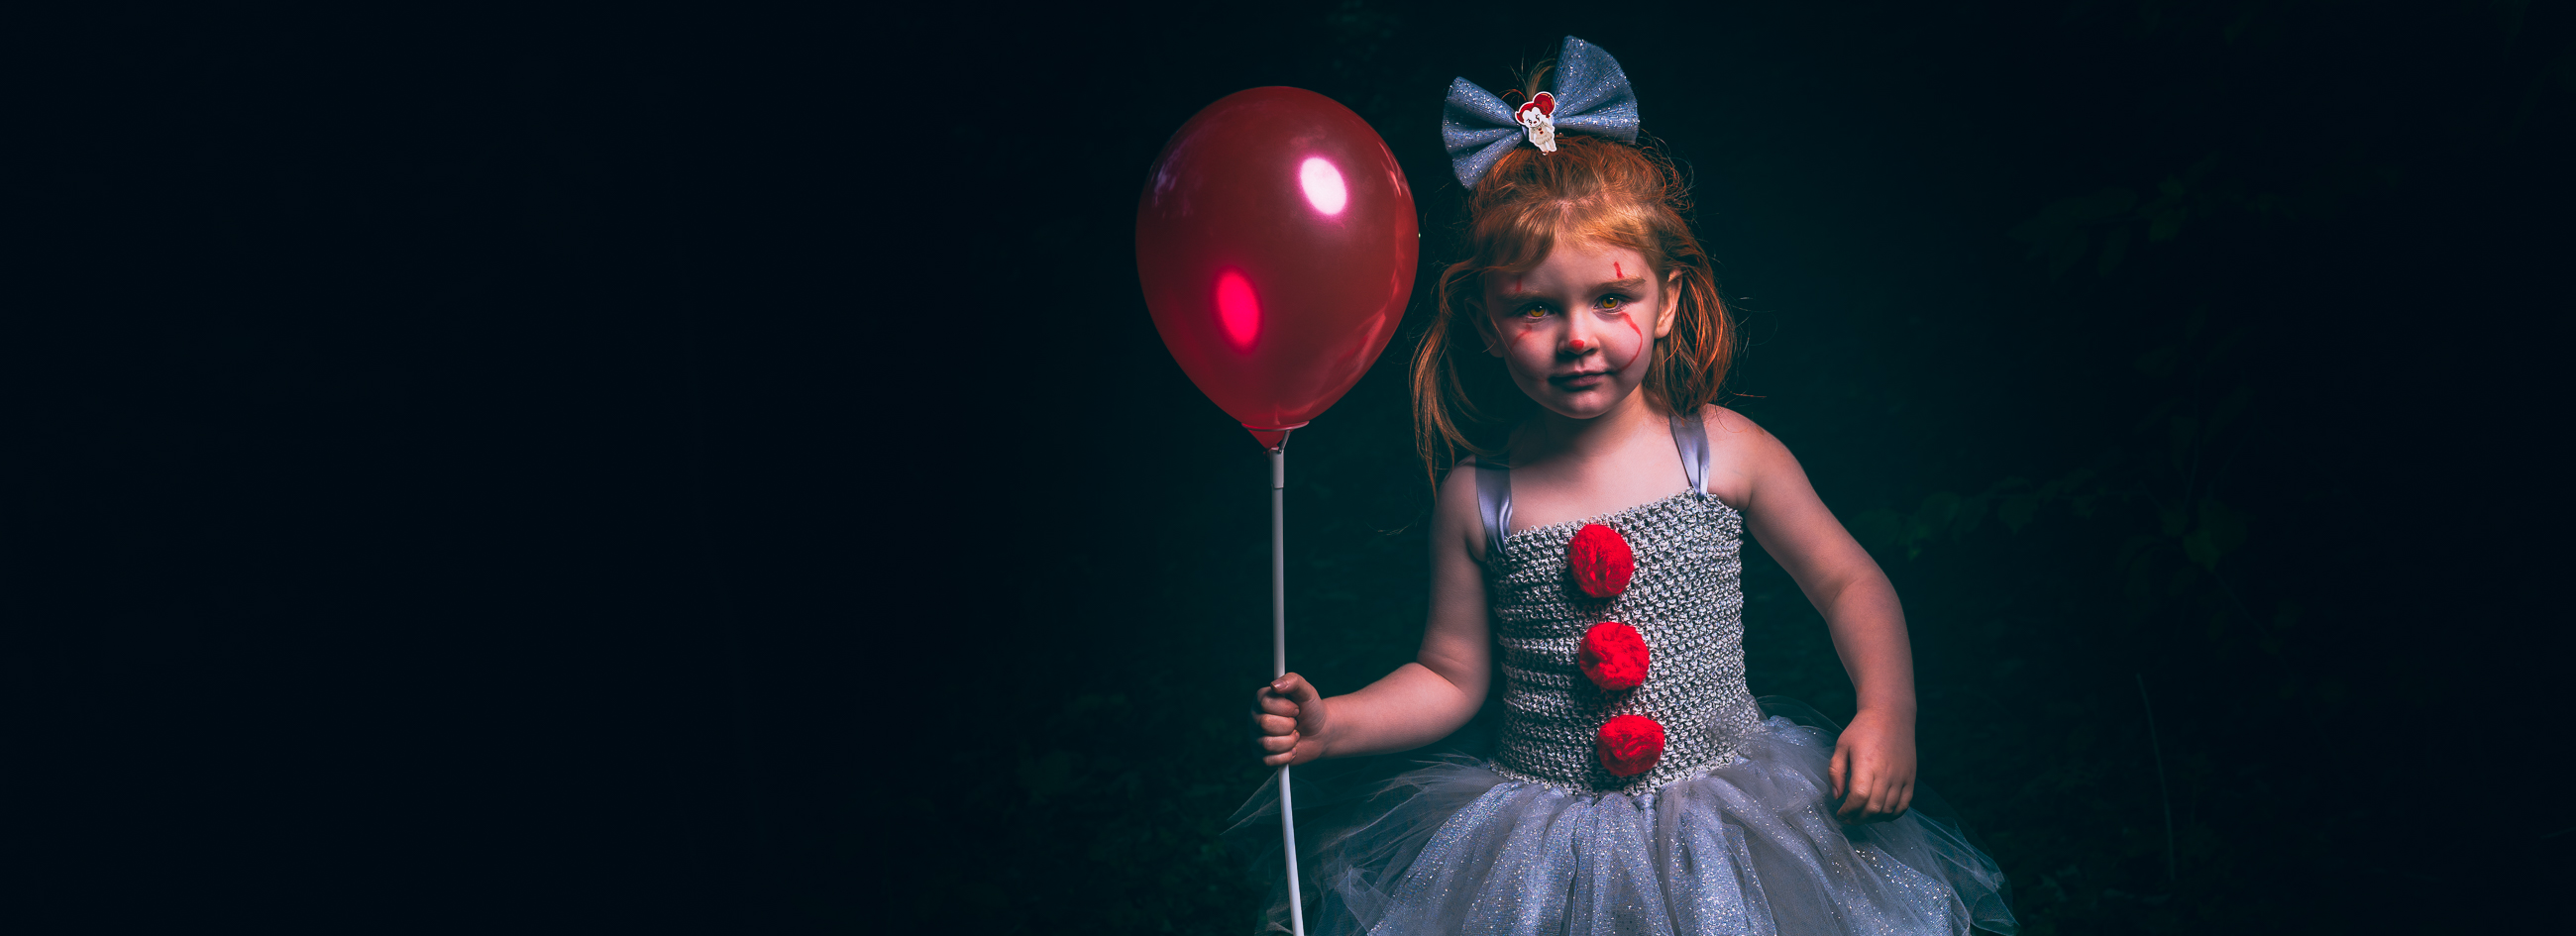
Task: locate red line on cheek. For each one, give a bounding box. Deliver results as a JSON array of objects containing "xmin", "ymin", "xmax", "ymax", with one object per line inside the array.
[{"xmin": 1613, "ymin": 314, "xmax": 1645, "ymax": 371}]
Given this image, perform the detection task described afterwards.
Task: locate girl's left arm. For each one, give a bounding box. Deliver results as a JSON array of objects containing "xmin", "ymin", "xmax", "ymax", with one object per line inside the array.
[{"xmin": 1710, "ymin": 407, "xmax": 1918, "ymax": 824}]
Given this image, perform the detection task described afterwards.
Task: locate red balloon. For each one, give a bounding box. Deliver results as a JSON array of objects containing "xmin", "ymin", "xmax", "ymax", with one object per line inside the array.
[{"xmin": 1135, "ymin": 87, "xmax": 1418, "ymax": 448}]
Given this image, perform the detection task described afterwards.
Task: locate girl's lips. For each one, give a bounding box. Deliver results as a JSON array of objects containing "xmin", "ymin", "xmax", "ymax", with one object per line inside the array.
[{"xmin": 1550, "ymin": 370, "xmax": 1611, "ymax": 389}]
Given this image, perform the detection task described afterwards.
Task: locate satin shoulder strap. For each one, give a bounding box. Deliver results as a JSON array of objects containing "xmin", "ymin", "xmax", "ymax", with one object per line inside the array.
[
  {"xmin": 1473, "ymin": 455, "xmax": 1513, "ymax": 559},
  {"xmin": 1479, "ymin": 413, "xmax": 1703, "ymax": 559},
  {"xmin": 1668, "ymin": 408, "xmax": 1711, "ymax": 497}
]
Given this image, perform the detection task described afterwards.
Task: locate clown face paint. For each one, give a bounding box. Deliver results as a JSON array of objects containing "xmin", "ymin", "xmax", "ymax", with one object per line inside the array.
[{"xmin": 1479, "ymin": 240, "xmax": 1674, "ymax": 421}]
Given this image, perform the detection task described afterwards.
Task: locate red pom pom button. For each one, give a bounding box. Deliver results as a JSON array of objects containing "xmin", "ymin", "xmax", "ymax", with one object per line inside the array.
[
  {"xmin": 1577, "ymin": 621, "xmax": 1650, "ymax": 690},
  {"xmin": 1596, "ymin": 714, "xmax": 1665, "ymax": 778},
  {"xmin": 1566, "ymin": 524, "xmax": 1634, "ymax": 598}
]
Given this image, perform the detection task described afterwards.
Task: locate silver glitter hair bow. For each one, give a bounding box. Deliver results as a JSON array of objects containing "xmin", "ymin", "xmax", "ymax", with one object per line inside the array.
[{"xmin": 1442, "ymin": 36, "xmax": 1642, "ymax": 188}]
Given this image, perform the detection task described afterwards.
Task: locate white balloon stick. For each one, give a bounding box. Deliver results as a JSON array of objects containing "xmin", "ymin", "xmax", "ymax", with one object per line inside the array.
[{"xmin": 1270, "ymin": 441, "xmax": 1305, "ymax": 936}]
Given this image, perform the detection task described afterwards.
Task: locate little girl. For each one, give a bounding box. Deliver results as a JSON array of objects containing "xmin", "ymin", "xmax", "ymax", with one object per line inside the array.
[{"xmin": 1239, "ymin": 38, "xmax": 2017, "ymax": 936}]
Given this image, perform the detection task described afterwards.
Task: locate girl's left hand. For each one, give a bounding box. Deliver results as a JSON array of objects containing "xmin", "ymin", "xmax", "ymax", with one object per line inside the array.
[{"xmin": 1828, "ymin": 708, "xmax": 1917, "ymax": 824}]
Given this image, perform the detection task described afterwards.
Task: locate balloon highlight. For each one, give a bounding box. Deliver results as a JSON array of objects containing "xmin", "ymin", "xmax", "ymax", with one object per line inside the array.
[
  {"xmin": 1299, "ymin": 157, "xmax": 1347, "ymax": 215},
  {"xmin": 1217, "ymin": 269, "xmax": 1261, "ymax": 351}
]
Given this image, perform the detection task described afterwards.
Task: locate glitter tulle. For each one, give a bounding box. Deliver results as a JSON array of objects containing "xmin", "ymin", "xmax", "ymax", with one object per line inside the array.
[{"xmin": 1228, "ymin": 702, "xmax": 2017, "ymax": 936}]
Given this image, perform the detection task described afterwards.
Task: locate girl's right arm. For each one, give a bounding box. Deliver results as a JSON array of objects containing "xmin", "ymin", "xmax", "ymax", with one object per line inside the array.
[{"xmin": 1253, "ymin": 463, "xmax": 1493, "ymax": 767}]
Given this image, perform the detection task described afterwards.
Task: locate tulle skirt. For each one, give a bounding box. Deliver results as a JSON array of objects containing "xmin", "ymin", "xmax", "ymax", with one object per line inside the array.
[{"xmin": 1228, "ymin": 700, "xmax": 2016, "ymax": 935}]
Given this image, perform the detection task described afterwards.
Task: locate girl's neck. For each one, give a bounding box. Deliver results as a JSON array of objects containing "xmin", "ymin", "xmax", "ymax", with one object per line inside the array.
[{"xmin": 1518, "ymin": 387, "xmax": 1668, "ymax": 464}]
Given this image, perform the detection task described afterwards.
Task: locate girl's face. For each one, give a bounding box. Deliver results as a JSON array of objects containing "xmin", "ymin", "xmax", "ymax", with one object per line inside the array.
[{"xmin": 1478, "ymin": 240, "xmax": 1678, "ymax": 421}]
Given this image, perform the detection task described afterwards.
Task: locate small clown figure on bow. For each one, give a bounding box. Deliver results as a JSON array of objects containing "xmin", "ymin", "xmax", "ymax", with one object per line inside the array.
[{"xmin": 1515, "ymin": 91, "xmax": 1557, "ymax": 153}]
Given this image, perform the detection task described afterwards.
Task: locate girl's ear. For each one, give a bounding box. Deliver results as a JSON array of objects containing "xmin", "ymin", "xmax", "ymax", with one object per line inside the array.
[{"xmin": 1653, "ymin": 267, "xmax": 1682, "ymax": 339}]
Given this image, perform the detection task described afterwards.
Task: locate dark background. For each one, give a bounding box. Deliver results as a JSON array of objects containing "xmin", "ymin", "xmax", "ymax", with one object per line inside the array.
[{"xmin": 6, "ymin": 2, "xmax": 2572, "ymax": 934}]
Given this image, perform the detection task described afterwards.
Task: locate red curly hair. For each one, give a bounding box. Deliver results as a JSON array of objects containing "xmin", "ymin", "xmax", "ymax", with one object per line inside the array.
[{"xmin": 1410, "ymin": 114, "xmax": 1736, "ymax": 481}]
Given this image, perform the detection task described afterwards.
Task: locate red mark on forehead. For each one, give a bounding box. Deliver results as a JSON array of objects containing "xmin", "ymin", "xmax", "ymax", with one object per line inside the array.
[
  {"xmin": 1614, "ymin": 262, "xmax": 1622, "ymax": 278},
  {"xmin": 1512, "ymin": 276, "xmax": 1523, "ymax": 293}
]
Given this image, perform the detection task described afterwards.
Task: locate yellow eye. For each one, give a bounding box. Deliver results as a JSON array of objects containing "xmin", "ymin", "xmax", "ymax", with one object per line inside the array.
[
  {"xmin": 1518, "ymin": 305, "xmax": 1548, "ymax": 319},
  {"xmin": 1596, "ymin": 295, "xmax": 1625, "ymax": 311}
]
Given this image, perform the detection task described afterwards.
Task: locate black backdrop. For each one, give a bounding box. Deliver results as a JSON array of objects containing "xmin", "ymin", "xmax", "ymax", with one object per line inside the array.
[{"xmin": 7, "ymin": 3, "xmax": 2572, "ymax": 934}]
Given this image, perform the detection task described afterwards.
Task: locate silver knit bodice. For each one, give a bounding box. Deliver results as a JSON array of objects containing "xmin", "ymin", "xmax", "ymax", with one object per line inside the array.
[{"xmin": 1477, "ymin": 416, "xmax": 1764, "ymax": 793}]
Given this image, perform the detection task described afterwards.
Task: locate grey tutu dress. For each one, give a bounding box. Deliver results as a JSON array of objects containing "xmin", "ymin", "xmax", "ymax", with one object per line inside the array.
[{"xmin": 1231, "ymin": 412, "xmax": 2017, "ymax": 935}]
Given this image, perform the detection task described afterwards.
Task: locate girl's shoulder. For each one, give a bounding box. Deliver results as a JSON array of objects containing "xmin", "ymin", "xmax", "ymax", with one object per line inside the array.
[
  {"xmin": 1435, "ymin": 458, "xmax": 1492, "ymax": 559},
  {"xmin": 1695, "ymin": 402, "xmax": 1762, "ymax": 438},
  {"xmin": 1690, "ymin": 403, "xmax": 1795, "ymax": 512}
]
